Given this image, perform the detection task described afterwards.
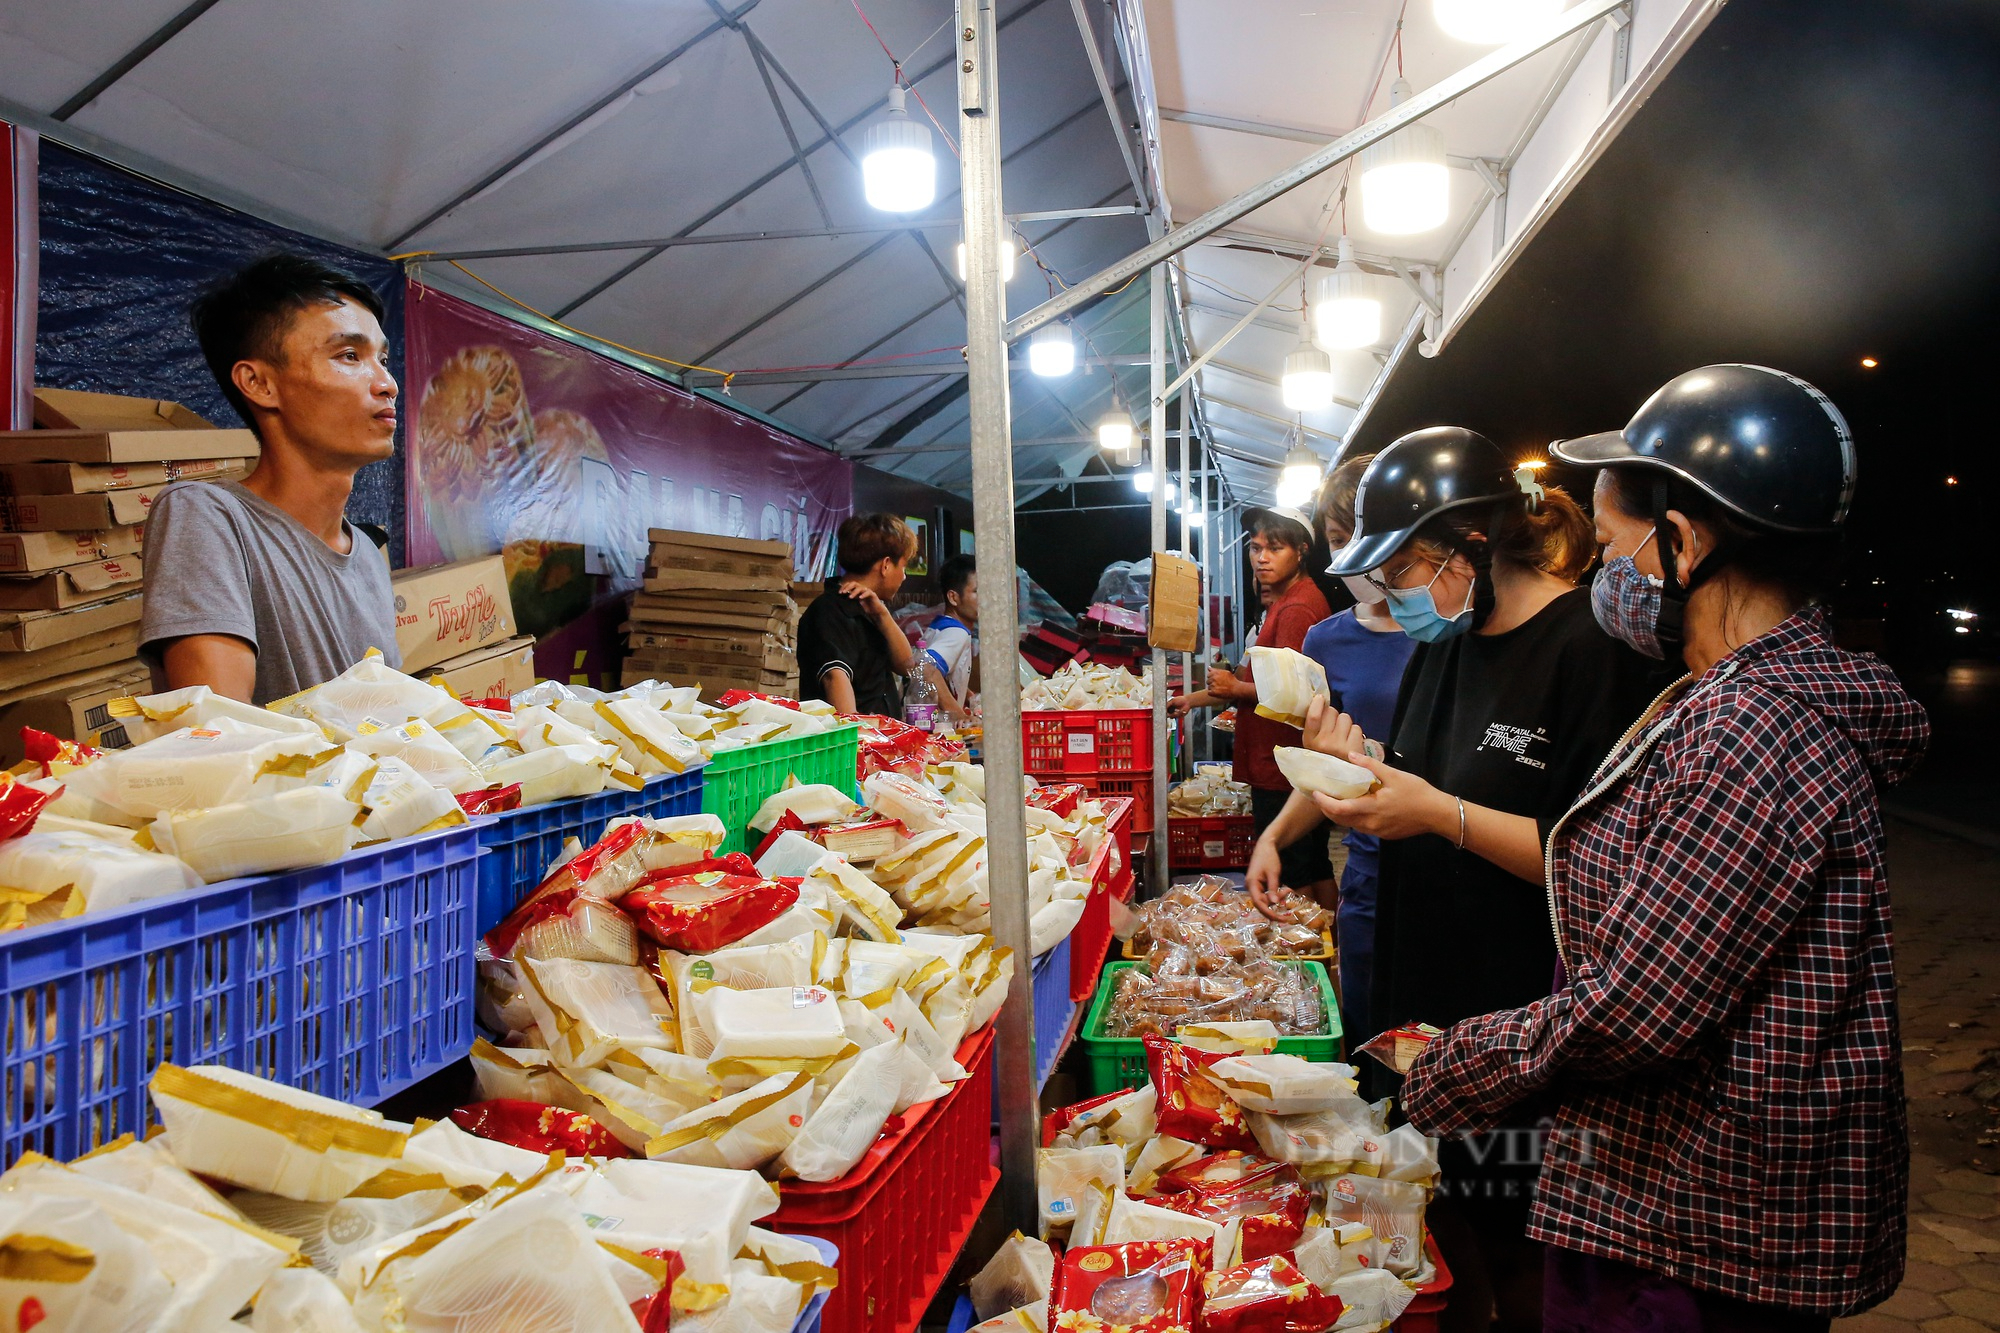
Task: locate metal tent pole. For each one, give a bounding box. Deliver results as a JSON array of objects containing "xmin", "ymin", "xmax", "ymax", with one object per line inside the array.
[
  {"xmin": 1178, "ymin": 398, "xmax": 1192, "ymax": 785},
  {"xmin": 957, "ymin": 0, "xmax": 1036, "ymax": 1233},
  {"xmin": 1148, "ymin": 264, "xmax": 1170, "ymax": 898}
]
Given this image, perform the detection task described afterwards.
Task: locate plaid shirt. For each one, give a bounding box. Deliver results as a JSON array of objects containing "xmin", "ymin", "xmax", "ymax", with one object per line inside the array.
[{"xmin": 1400, "ymin": 610, "xmax": 1928, "ymax": 1316}]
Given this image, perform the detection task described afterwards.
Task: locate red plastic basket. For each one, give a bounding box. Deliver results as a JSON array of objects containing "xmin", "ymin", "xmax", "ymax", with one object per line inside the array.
[
  {"xmin": 771, "ymin": 1027, "xmax": 999, "ymax": 1333},
  {"xmin": 1392, "ymin": 1236, "xmax": 1455, "ymax": 1330},
  {"xmin": 1023, "ymin": 709, "xmax": 1153, "ymax": 776},
  {"xmin": 1167, "ymin": 814, "xmax": 1256, "ymax": 870},
  {"xmin": 1071, "ymin": 774, "xmax": 1154, "ymax": 833}
]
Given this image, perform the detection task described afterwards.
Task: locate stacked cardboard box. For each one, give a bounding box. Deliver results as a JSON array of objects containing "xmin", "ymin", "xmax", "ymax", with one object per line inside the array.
[
  {"xmin": 389, "ymin": 554, "xmax": 535, "ymax": 700},
  {"xmin": 623, "ymin": 528, "xmax": 801, "ymax": 701},
  {"xmin": 0, "ymin": 389, "xmax": 258, "ymax": 736}
]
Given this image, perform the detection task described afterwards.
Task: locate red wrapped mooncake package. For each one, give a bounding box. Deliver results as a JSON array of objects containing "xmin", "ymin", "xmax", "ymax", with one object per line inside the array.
[
  {"xmin": 1198, "ymin": 1255, "xmax": 1344, "ymax": 1333},
  {"xmin": 1050, "ymin": 1238, "xmax": 1208, "ymax": 1333},
  {"xmin": 623, "ymin": 868, "xmax": 800, "ymax": 952}
]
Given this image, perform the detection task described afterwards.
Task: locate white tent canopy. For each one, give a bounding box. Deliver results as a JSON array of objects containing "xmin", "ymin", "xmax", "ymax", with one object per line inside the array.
[{"xmin": 0, "ymin": 0, "xmax": 1716, "ymax": 509}]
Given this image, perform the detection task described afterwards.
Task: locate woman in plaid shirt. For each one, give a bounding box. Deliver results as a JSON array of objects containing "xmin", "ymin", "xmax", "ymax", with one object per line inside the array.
[{"xmin": 1383, "ymin": 367, "xmax": 1929, "ymax": 1329}]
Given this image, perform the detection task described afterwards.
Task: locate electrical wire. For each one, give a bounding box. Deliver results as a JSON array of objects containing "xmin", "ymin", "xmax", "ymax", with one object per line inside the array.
[{"xmin": 850, "ymin": 0, "xmax": 960, "ymax": 157}]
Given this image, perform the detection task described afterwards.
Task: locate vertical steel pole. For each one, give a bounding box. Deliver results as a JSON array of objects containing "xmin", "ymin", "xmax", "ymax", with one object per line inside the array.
[
  {"xmin": 1177, "ymin": 396, "xmax": 1191, "ymax": 782},
  {"xmin": 1147, "ymin": 264, "xmax": 1170, "ymax": 897},
  {"xmin": 958, "ymin": 0, "xmax": 1037, "ymax": 1233}
]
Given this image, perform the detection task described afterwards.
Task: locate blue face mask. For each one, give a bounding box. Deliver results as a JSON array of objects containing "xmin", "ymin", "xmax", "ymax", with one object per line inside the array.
[{"xmin": 1381, "ymin": 558, "xmax": 1475, "ymax": 643}]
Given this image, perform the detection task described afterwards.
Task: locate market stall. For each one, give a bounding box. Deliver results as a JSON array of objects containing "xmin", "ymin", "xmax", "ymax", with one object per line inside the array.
[{"xmin": 0, "ymin": 0, "xmax": 1729, "ymax": 1326}]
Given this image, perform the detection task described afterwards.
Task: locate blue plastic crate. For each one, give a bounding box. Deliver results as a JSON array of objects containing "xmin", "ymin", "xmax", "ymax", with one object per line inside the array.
[
  {"xmin": 992, "ymin": 932, "xmax": 1077, "ymax": 1120},
  {"xmin": 790, "ymin": 1234, "xmax": 838, "ymax": 1333},
  {"xmin": 0, "ymin": 823, "xmax": 482, "ymax": 1166},
  {"xmin": 947, "ymin": 1293, "xmax": 975, "ymax": 1333},
  {"xmin": 471, "ymin": 767, "xmax": 705, "ymax": 935}
]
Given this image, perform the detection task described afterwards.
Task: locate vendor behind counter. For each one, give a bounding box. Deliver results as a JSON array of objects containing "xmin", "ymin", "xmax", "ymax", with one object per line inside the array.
[{"xmin": 140, "ymin": 254, "xmax": 401, "ymax": 706}]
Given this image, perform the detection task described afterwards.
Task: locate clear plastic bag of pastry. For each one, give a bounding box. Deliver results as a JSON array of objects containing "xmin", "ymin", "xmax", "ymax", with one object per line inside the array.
[
  {"xmin": 804, "ymin": 857, "xmax": 904, "ymax": 943},
  {"xmin": 1, "ymin": 1153, "xmax": 293, "ymax": 1329},
  {"xmin": 969, "ymin": 1231, "xmax": 1056, "ymax": 1321},
  {"xmin": 592, "ymin": 696, "xmax": 704, "ymax": 775},
  {"xmin": 246, "ymin": 1266, "xmax": 367, "ymax": 1333},
  {"xmin": 60, "ymin": 718, "xmax": 338, "ymax": 821},
  {"xmin": 503, "ymin": 886, "xmax": 641, "ymax": 965},
  {"xmin": 1207, "ymin": 1053, "xmax": 1360, "ymax": 1115},
  {"xmin": 516, "ymin": 955, "xmax": 678, "ymax": 1066},
  {"xmin": 147, "ymin": 1063, "xmax": 406, "ymax": 1202},
  {"xmin": 747, "ymin": 780, "xmax": 860, "ymax": 834},
  {"xmin": 0, "ymin": 1185, "xmax": 172, "ymax": 1332},
  {"xmin": 63, "ymin": 1133, "xmax": 240, "ymax": 1223},
  {"xmin": 348, "ymin": 1179, "xmax": 644, "ymax": 1333},
  {"xmin": 107, "ymin": 683, "xmax": 325, "ymax": 745},
  {"xmin": 476, "ymin": 742, "xmax": 621, "ymax": 806},
  {"xmin": 148, "ymin": 782, "xmax": 365, "ymax": 883},
  {"xmin": 346, "ymin": 717, "xmax": 488, "ymax": 792},
  {"xmin": 397, "ymin": 1117, "xmax": 546, "ymax": 1190},
  {"xmin": 0, "ymin": 828, "xmax": 200, "ymax": 928},
  {"xmin": 356, "ymin": 754, "xmax": 467, "ymax": 844},
  {"xmin": 1245, "ymin": 646, "xmax": 1328, "ymax": 730},
  {"xmin": 1037, "ymin": 1145, "xmax": 1125, "ymax": 1241},
  {"xmin": 1245, "ymin": 1106, "xmax": 1385, "ymax": 1180},
  {"xmin": 645, "ymin": 1071, "xmax": 814, "ymax": 1171},
  {"xmin": 231, "ymin": 1167, "xmax": 465, "ymax": 1277},
  {"xmin": 777, "ymin": 1036, "xmax": 904, "ymax": 1181},
  {"xmin": 696, "ymin": 983, "xmax": 847, "ymax": 1067},
  {"xmin": 861, "ymin": 770, "xmax": 955, "ymax": 832},
  {"xmin": 1273, "ymin": 745, "xmax": 1377, "ymax": 800},
  {"xmin": 1319, "ymin": 1174, "xmax": 1428, "ymax": 1277},
  {"xmin": 270, "ymin": 649, "xmax": 505, "ymax": 746}
]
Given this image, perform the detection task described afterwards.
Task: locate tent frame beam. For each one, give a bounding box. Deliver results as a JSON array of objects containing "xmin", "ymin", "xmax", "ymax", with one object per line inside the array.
[
  {"xmin": 51, "ymin": 0, "xmax": 225, "ymax": 121},
  {"xmin": 1004, "ymin": 0, "xmax": 1628, "ymax": 342}
]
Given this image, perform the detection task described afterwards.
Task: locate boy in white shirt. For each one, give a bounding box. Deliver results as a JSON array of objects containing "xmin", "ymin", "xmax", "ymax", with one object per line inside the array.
[{"xmin": 919, "ymin": 555, "xmax": 978, "ymax": 722}]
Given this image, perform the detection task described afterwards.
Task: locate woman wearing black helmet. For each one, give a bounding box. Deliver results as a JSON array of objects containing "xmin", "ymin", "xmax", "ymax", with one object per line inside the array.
[
  {"xmin": 1394, "ymin": 366, "xmax": 1929, "ymax": 1330},
  {"xmin": 1300, "ymin": 426, "xmax": 1661, "ymax": 1330}
]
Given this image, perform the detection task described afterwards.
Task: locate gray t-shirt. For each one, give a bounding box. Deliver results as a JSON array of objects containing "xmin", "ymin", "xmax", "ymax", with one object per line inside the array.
[{"xmin": 140, "ymin": 480, "xmax": 400, "ymax": 705}]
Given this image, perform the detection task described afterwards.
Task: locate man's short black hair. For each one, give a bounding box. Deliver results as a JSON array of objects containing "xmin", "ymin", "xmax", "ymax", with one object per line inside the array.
[
  {"xmin": 190, "ymin": 253, "xmax": 385, "ymax": 431},
  {"xmin": 939, "ymin": 554, "xmax": 975, "ymax": 602}
]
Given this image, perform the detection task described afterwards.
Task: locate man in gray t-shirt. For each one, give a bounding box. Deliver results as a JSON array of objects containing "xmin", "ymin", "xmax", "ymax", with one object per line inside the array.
[{"xmin": 141, "ymin": 254, "xmax": 402, "ymax": 705}]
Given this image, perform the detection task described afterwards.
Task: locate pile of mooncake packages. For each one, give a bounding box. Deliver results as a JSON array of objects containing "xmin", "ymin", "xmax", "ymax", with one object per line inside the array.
[
  {"xmin": 1021, "ymin": 661, "xmax": 1153, "ymax": 711},
  {"xmin": 0, "ymin": 648, "xmax": 872, "ymax": 931},
  {"xmin": 0, "ymin": 1061, "xmax": 831, "ymax": 1332},
  {"xmin": 961, "ymin": 1027, "xmax": 1439, "ymax": 1333},
  {"xmin": 1106, "ymin": 877, "xmax": 1338, "ymax": 1041},
  {"xmin": 1168, "ymin": 763, "xmax": 1252, "ymax": 817}
]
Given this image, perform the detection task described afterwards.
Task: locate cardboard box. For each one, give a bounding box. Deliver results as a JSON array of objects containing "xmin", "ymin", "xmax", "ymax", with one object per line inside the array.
[
  {"xmin": 625, "ymin": 602, "xmax": 796, "ymax": 637},
  {"xmin": 624, "ymin": 629, "xmax": 795, "ymax": 670},
  {"xmin": 391, "ymin": 555, "xmax": 519, "ymax": 674},
  {"xmin": 646, "ymin": 528, "xmax": 791, "ymax": 559},
  {"xmin": 645, "ymin": 547, "xmax": 792, "ymax": 589},
  {"xmin": 0, "ymin": 525, "xmax": 145, "ymax": 575},
  {"xmin": 0, "ymin": 660, "xmax": 151, "ymax": 763},
  {"xmin": 0, "ymin": 456, "xmax": 251, "ymax": 496},
  {"xmin": 421, "ymin": 634, "xmax": 537, "ymax": 702},
  {"xmin": 1148, "ymin": 551, "xmax": 1201, "ymax": 652},
  {"xmin": 0, "ymin": 592, "xmax": 144, "ymax": 653},
  {"xmin": 6, "ymin": 483, "xmax": 163, "ymax": 531},
  {"xmin": 0, "ymin": 556, "xmax": 143, "ymax": 611},
  {"xmin": 0, "ymin": 623, "xmax": 142, "ymax": 691},
  {"xmin": 632, "ymin": 588, "xmax": 796, "ymax": 613},
  {"xmin": 0, "ymin": 388, "xmax": 260, "ymax": 465}
]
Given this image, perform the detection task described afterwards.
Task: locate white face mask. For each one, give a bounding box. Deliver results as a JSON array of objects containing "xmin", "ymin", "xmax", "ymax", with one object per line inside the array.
[{"xmin": 1340, "ymin": 573, "xmax": 1386, "ymax": 605}]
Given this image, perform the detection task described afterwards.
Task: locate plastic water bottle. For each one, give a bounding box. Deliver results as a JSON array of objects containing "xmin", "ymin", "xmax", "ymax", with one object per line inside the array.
[{"xmin": 903, "ymin": 671, "xmax": 939, "ymax": 733}]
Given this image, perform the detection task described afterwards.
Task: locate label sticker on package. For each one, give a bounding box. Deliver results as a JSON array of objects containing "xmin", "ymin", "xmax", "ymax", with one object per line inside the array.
[{"xmin": 793, "ymin": 985, "xmax": 832, "ymax": 1008}]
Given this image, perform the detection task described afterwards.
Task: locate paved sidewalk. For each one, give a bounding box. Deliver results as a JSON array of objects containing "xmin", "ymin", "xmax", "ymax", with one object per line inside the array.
[{"xmin": 1838, "ymin": 820, "xmax": 2000, "ymax": 1333}]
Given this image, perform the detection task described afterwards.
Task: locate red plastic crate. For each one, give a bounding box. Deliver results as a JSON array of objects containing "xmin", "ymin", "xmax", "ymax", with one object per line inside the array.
[
  {"xmin": 1393, "ymin": 1236, "xmax": 1455, "ymax": 1330},
  {"xmin": 1101, "ymin": 796, "xmax": 1135, "ymax": 881},
  {"xmin": 772, "ymin": 1027, "xmax": 999, "ymax": 1333},
  {"xmin": 1070, "ymin": 773, "xmax": 1154, "ymax": 833},
  {"xmin": 1023, "ymin": 709, "xmax": 1153, "ymax": 776},
  {"xmin": 1167, "ymin": 814, "xmax": 1257, "ymax": 870}
]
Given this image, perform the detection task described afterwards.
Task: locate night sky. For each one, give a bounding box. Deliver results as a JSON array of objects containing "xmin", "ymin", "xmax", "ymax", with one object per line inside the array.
[{"xmin": 1354, "ymin": 0, "xmax": 2000, "ymax": 661}]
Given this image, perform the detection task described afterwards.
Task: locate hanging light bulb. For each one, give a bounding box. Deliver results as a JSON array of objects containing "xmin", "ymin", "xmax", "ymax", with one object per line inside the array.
[
  {"xmin": 955, "ymin": 235, "xmax": 1018, "ymax": 282},
  {"xmin": 1098, "ymin": 409, "xmax": 1137, "ymax": 463},
  {"xmin": 861, "ymin": 85, "xmax": 936, "ymax": 212},
  {"xmin": 1183, "ymin": 503, "xmax": 1205, "ymax": 527},
  {"xmin": 1165, "ymin": 481, "xmax": 1177, "ymax": 503},
  {"xmin": 1281, "ymin": 342, "xmax": 1336, "ymax": 412},
  {"xmin": 1028, "ymin": 322, "xmax": 1075, "ymax": 377},
  {"xmin": 1313, "ymin": 237, "xmax": 1383, "ymax": 350},
  {"xmin": 1275, "ymin": 475, "xmax": 1315, "ymax": 510},
  {"xmin": 1134, "ymin": 470, "xmax": 1154, "ymax": 494},
  {"xmin": 1359, "ymin": 80, "xmax": 1448, "ymax": 235},
  {"xmin": 1282, "ymin": 444, "xmax": 1322, "ymax": 492},
  {"xmin": 1434, "ymin": 0, "xmax": 1564, "ymax": 45}
]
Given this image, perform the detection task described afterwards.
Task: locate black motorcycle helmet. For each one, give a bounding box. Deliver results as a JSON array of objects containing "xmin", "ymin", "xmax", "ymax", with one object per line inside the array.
[
  {"xmin": 1328, "ymin": 426, "xmax": 1528, "ymax": 631},
  {"xmin": 1551, "ymin": 364, "xmax": 1856, "ymax": 649},
  {"xmin": 1550, "ymin": 364, "xmax": 1855, "ymax": 534}
]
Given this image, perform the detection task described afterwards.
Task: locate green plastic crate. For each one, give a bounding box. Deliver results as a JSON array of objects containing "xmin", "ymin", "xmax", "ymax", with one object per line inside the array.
[
  {"xmin": 1076, "ymin": 960, "xmax": 1344, "ymax": 1096},
  {"xmin": 701, "ymin": 722, "xmax": 861, "ymax": 853}
]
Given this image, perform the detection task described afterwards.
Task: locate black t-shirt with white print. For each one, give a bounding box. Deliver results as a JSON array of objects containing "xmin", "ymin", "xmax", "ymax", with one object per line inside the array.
[{"xmin": 1371, "ymin": 588, "xmax": 1660, "ymax": 1038}]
